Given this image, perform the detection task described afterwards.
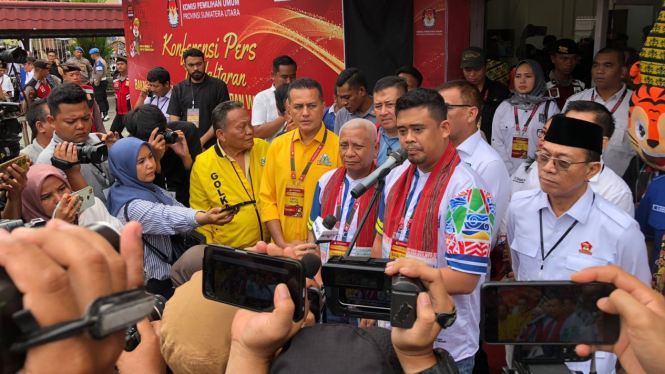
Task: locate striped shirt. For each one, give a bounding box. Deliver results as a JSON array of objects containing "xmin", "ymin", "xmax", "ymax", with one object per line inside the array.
[{"xmin": 116, "ymin": 188, "xmax": 201, "ymax": 281}]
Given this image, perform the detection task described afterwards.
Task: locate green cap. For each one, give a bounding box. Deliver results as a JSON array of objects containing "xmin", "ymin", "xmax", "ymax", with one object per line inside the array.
[{"xmin": 460, "ymin": 47, "xmax": 486, "ymax": 69}]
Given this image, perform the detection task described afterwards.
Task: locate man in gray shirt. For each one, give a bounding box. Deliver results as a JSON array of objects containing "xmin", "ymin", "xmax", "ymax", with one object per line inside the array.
[
  {"xmin": 333, "ymin": 68, "xmax": 377, "ymax": 134},
  {"xmin": 37, "ymin": 83, "xmax": 119, "ymax": 203},
  {"xmin": 20, "ymin": 100, "xmax": 53, "ymax": 163},
  {"xmin": 65, "ymin": 46, "xmax": 94, "ymax": 85}
]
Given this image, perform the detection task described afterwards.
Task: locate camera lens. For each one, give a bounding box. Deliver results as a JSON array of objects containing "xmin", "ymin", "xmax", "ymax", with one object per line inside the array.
[
  {"xmin": 77, "ymin": 143, "xmax": 108, "ymax": 164},
  {"xmin": 159, "ymin": 130, "xmax": 178, "ymax": 144}
]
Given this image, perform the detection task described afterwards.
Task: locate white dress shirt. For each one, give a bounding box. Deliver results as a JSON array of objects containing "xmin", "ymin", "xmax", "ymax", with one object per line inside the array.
[
  {"xmin": 1, "ymin": 74, "xmax": 13, "ymax": 98},
  {"xmin": 491, "ymin": 101, "xmax": 560, "ymax": 175},
  {"xmin": 563, "ymin": 84, "xmax": 635, "ymax": 177},
  {"xmin": 145, "ymin": 88, "xmax": 172, "ymax": 122},
  {"xmin": 507, "ymin": 185, "xmax": 650, "ymax": 374},
  {"xmin": 457, "ymin": 130, "xmax": 511, "ymax": 245},
  {"xmin": 518, "ymin": 160, "xmax": 634, "ymax": 216},
  {"xmin": 251, "ymin": 85, "xmax": 282, "ymax": 143}
]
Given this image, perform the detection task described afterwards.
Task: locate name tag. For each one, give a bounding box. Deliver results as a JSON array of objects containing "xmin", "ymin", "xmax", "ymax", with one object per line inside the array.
[
  {"xmin": 390, "ymin": 239, "xmax": 408, "ymax": 259},
  {"xmin": 654, "ymin": 204, "xmax": 665, "ymax": 214},
  {"xmin": 511, "ymin": 137, "xmax": 529, "ymax": 159},
  {"xmin": 186, "ymin": 108, "xmax": 200, "ymax": 127},
  {"xmin": 284, "ymin": 185, "xmax": 304, "ymax": 217}
]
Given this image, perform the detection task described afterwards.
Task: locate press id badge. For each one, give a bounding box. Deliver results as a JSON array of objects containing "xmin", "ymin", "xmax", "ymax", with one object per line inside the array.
[
  {"xmin": 511, "ymin": 137, "xmax": 529, "ymax": 159},
  {"xmin": 187, "ymin": 108, "xmax": 200, "ymax": 127},
  {"xmin": 390, "ymin": 239, "xmax": 408, "ymax": 260},
  {"xmin": 284, "ymin": 185, "xmax": 305, "ymax": 217}
]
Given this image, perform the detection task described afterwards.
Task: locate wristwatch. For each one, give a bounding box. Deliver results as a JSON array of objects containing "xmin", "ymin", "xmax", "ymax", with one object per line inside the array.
[{"xmin": 435, "ymin": 306, "xmax": 456, "ymax": 329}]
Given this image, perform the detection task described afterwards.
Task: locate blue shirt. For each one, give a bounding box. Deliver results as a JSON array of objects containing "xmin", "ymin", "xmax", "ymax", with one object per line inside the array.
[
  {"xmin": 322, "ymin": 104, "xmax": 336, "ymax": 132},
  {"xmin": 377, "ymin": 127, "xmax": 400, "ymax": 167},
  {"xmin": 635, "ymin": 175, "xmax": 665, "ymax": 293}
]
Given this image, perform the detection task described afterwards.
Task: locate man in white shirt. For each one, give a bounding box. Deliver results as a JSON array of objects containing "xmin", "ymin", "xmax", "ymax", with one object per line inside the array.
[
  {"xmin": 135, "ymin": 67, "xmax": 173, "ymax": 121},
  {"xmin": 0, "ymin": 62, "xmax": 14, "ymax": 100},
  {"xmin": 518, "ymin": 101, "xmax": 635, "ymax": 216},
  {"xmin": 563, "ymin": 47, "xmax": 635, "ymax": 177},
  {"xmin": 251, "ymin": 55, "xmax": 297, "ymax": 142},
  {"xmin": 507, "ymin": 115, "xmax": 650, "ymax": 374},
  {"xmin": 21, "ymin": 100, "xmax": 53, "ymax": 162},
  {"xmin": 437, "ymin": 80, "xmax": 511, "ymax": 244}
]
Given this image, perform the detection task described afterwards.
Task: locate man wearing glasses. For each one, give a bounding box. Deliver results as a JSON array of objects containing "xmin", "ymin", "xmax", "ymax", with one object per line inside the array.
[
  {"xmin": 506, "ymin": 115, "xmax": 649, "ymax": 374},
  {"xmin": 515, "ymin": 101, "xmax": 634, "ymax": 216}
]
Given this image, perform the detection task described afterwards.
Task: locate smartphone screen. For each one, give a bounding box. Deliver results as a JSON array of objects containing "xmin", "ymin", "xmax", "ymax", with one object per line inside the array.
[
  {"xmin": 202, "ymin": 245, "xmax": 306, "ymax": 321},
  {"xmin": 481, "ymin": 281, "xmax": 619, "ymax": 345},
  {"xmin": 0, "ymin": 154, "xmax": 28, "ymax": 176}
]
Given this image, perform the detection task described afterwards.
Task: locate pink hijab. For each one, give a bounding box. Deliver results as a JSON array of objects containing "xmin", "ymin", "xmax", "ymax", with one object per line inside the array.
[{"xmin": 22, "ymin": 164, "xmax": 72, "ymax": 222}]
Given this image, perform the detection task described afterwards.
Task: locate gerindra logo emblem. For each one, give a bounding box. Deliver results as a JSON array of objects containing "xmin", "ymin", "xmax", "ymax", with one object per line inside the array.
[{"xmin": 423, "ymin": 8, "xmax": 436, "ymax": 29}]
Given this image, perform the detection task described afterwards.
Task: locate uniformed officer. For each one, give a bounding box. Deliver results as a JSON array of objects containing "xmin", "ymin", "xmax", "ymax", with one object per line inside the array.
[
  {"xmin": 507, "ymin": 115, "xmax": 650, "ymax": 374},
  {"xmin": 546, "ymin": 39, "xmax": 585, "ymax": 110},
  {"xmin": 65, "ymin": 46, "xmax": 94, "ymax": 85},
  {"xmin": 90, "ymin": 48, "xmax": 110, "ymax": 121},
  {"xmin": 635, "ymin": 175, "xmax": 665, "ymax": 294},
  {"xmin": 110, "ymin": 56, "xmax": 131, "ymax": 134},
  {"xmin": 61, "ymin": 62, "xmax": 105, "ymax": 133},
  {"xmin": 24, "ymin": 60, "xmax": 60, "ymax": 108}
]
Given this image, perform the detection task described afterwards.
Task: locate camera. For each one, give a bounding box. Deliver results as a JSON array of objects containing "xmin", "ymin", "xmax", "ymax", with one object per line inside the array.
[
  {"xmin": 321, "ymin": 255, "xmax": 423, "ymax": 327},
  {"xmin": 0, "ymin": 218, "xmax": 47, "ymax": 231},
  {"xmin": 77, "ymin": 142, "xmax": 108, "ymax": 164},
  {"xmin": 157, "ymin": 130, "xmax": 178, "ymax": 144},
  {"xmin": 125, "ymin": 293, "xmax": 167, "ymax": 352}
]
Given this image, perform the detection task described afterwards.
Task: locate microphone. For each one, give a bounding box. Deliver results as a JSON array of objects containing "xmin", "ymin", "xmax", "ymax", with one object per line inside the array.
[
  {"xmin": 351, "ymin": 148, "xmax": 408, "ymax": 198},
  {"xmin": 301, "ymin": 253, "xmax": 322, "ymax": 278},
  {"xmin": 310, "ymin": 214, "xmax": 338, "ymax": 244}
]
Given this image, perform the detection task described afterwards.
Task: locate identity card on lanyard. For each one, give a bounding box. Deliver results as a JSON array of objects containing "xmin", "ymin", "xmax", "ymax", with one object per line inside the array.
[
  {"xmin": 328, "ymin": 182, "xmax": 361, "ymax": 257},
  {"xmin": 511, "ymin": 104, "xmax": 540, "ymax": 160},
  {"xmin": 284, "ymin": 130, "xmax": 328, "ymax": 217},
  {"xmin": 186, "ymin": 79, "xmax": 201, "ymax": 127},
  {"xmin": 389, "ymin": 175, "xmax": 422, "ymax": 260}
]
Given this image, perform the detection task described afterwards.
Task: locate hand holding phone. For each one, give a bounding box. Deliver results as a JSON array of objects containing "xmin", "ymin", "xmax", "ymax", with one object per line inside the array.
[
  {"xmin": 0, "ymin": 154, "xmax": 28, "ymax": 177},
  {"xmin": 52, "ymin": 193, "xmax": 83, "ymax": 223},
  {"xmin": 53, "ymin": 187, "xmax": 95, "ymax": 220}
]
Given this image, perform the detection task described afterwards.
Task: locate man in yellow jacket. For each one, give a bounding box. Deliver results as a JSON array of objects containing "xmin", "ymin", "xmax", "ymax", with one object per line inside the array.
[
  {"xmin": 260, "ymin": 78, "xmax": 342, "ymax": 247},
  {"xmin": 190, "ymin": 101, "xmax": 270, "ymax": 248}
]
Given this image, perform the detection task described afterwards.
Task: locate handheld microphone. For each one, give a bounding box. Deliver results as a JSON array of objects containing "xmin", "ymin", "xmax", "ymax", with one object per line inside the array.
[
  {"xmin": 351, "ymin": 148, "xmax": 408, "ymax": 198},
  {"xmin": 310, "ymin": 214, "xmax": 338, "ymax": 244},
  {"xmin": 301, "ymin": 253, "xmax": 322, "ymax": 278}
]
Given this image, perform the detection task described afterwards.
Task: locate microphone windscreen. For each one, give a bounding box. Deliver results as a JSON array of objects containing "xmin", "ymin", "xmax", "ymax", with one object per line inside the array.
[
  {"xmin": 392, "ymin": 148, "xmax": 407, "ymax": 163},
  {"xmin": 322, "ymin": 214, "xmax": 337, "ymax": 229},
  {"xmin": 301, "ymin": 253, "xmax": 322, "ymax": 279}
]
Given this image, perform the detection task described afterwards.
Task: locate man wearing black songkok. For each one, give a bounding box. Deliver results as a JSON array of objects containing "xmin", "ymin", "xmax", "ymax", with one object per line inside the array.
[{"xmin": 504, "ymin": 115, "xmax": 650, "ymax": 374}]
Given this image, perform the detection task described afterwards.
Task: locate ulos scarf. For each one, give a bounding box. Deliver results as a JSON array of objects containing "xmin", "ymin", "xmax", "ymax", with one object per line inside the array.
[
  {"xmin": 320, "ymin": 164, "xmax": 377, "ymax": 247},
  {"xmin": 383, "ymin": 141, "xmax": 460, "ymax": 253}
]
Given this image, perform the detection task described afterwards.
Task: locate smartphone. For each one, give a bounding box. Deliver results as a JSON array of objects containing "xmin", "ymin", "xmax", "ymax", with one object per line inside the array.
[
  {"xmin": 52, "ymin": 186, "xmax": 95, "ymax": 218},
  {"xmin": 481, "ymin": 281, "xmax": 619, "ymax": 345},
  {"xmin": 221, "ymin": 200, "xmax": 256, "ymax": 213},
  {"xmin": 202, "ymin": 244, "xmax": 307, "ymax": 321},
  {"xmin": 0, "ymin": 154, "xmax": 28, "ymax": 176}
]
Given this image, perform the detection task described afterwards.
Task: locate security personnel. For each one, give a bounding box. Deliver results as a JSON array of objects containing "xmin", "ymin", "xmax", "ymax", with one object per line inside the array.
[
  {"xmin": 635, "ymin": 175, "xmax": 665, "ymax": 294},
  {"xmin": 65, "ymin": 46, "xmax": 94, "ymax": 84},
  {"xmin": 90, "ymin": 48, "xmax": 110, "ymax": 121},
  {"xmin": 190, "ymin": 101, "xmax": 270, "ymax": 247},
  {"xmin": 24, "ymin": 60, "xmax": 60, "ymax": 107},
  {"xmin": 111, "ymin": 56, "xmax": 131, "ymax": 134},
  {"xmin": 61, "ymin": 62, "xmax": 105, "ymax": 133},
  {"xmin": 546, "ymin": 39, "xmax": 585, "ymax": 110},
  {"xmin": 507, "ymin": 115, "xmax": 650, "ymax": 374}
]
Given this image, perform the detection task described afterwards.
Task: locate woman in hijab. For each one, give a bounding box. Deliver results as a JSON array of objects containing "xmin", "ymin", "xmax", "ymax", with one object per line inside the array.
[
  {"xmin": 22, "ymin": 164, "xmax": 123, "ymax": 230},
  {"xmin": 106, "ymin": 137, "xmax": 234, "ymax": 286},
  {"xmin": 490, "ymin": 59, "xmax": 559, "ymax": 175}
]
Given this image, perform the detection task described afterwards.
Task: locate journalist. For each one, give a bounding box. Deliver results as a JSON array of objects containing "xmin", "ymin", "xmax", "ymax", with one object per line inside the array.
[
  {"xmin": 106, "ymin": 137, "xmax": 235, "ymax": 287},
  {"xmin": 0, "ymin": 159, "xmax": 29, "ymax": 220},
  {"xmin": 0, "ymin": 220, "xmax": 144, "ymax": 373},
  {"xmin": 124, "ymin": 104, "xmax": 201, "ymax": 206},
  {"xmin": 37, "ymin": 83, "xmax": 120, "ymax": 203}
]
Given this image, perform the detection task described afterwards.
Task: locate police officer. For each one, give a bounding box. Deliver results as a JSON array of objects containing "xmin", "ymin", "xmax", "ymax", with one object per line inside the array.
[
  {"xmin": 546, "ymin": 39, "xmax": 585, "ymax": 110},
  {"xmin": 507, "ymin": 115, "xmax": 650, "ymax": 374},
  {"xmin": 65, "ymin": 46, "xmax": 94, "ymax": 85},
  {"xmin": 61, "ymin": 62, "xmax": 105, "ymax": 133},
  {"xmin": 90, "ymin": 48, "xmax": 110, "ymax": 121},
  {"xmin": 24, "ymin": 60, "xmax": 60, "ymax": 107}
]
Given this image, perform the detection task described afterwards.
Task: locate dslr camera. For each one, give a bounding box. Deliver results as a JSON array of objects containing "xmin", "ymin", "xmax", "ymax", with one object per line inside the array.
[
  {"xmin": 157, "ymin": 129, "xmax": 178, "ymax": 144},
  {"xmin": 51, "ymin": 142, "xmax": 108, "ymax": 169},
  {"xmin": 321, "ymin": 256, "xmax": 424, "ymax": 328}
]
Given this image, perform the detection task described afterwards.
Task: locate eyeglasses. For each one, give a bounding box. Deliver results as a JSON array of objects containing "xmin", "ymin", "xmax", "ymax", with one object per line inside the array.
[
  {"xmin": 534, "ymin": 152, "xmax": 587, "ymax": 171},
  {"xmin": 537, "ymin": 129, "xmax": 547, "ymax": 138},
  {"xmin": 445, "ymin": 104, "xmax": 471, "ymax": 110}
]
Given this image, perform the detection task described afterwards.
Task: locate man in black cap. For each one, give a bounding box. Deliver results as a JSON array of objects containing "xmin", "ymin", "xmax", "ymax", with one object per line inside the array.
[
  {"xmin": 460, "ymin": 46, "xmax": 510, "ymax": 143},
  {"xmin": 545, "ymin": 39, "xmax": 585, "ymax": 109},
  {"xmin": 24, "ymin": 59, "xmax": 60, "ymax": 108},
  {"xmin": 111, "ymin": 56, "xmax": 131, "ymax": 134},
  {"xmin": 506, "ymin": 115, "xmax": 650, "ymax": 374},
  {"xmin": 61, "ymin": 62, "xmax": 105, "ymax": 133}
]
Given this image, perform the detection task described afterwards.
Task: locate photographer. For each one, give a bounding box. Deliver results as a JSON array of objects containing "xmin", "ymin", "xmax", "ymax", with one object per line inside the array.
[
  {"xmin": 0, "ymin": 160, "xmax": 29, "ymax": 220},
  {"xmin": 0, "ymin": 220, "xmax": 145, "ymax": 373},
  {"xmin": 226, "ymin": 251, "xmax": 457, "ymax": 374},
  {"xmin": 106, "ymin": 137, "xmax": 234, "ymax": 287},
  {"xmin": 124, "ymin": 105, "xmax": 201, "ymax": 206},
  {"xmin": 37, "ymin": 83, "xmax": 120, "ymax": 203}
]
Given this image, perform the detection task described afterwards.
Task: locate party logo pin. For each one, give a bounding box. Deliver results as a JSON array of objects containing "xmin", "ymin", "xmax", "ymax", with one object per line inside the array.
[{"xmin": 579, "ymin": 241, "xmax": 593, "ymax": 255}]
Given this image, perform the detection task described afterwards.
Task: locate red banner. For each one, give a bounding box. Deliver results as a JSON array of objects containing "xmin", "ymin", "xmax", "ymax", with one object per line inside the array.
[
  {"xmin": 123, "ymin": 0, "xmax": 344, "ymax": 111},
  {"xmin": 413, "ymin": 0, "xmax": 446, "ymax": 87}
]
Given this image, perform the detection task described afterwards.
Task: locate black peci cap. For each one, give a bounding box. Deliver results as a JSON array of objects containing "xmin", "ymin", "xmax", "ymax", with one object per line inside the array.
[{"xmin": 544, "ymin": 116, "xmax": 603, "ymax": 154}]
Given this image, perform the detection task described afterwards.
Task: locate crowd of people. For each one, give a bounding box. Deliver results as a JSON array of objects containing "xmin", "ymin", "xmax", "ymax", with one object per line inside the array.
[{"xmin": 0, "ymin": 37, "xmax": 665, "ymax": 374}]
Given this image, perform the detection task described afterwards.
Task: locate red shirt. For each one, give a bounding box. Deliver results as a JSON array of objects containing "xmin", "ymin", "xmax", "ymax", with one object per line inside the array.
[{"xmin": 113, "ymin": 76, "xmax": 131, "ymax": 115}]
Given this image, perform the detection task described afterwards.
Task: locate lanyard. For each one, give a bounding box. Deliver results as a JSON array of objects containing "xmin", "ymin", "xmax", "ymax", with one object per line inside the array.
[
  {"xmin": 290, "ymin": 129, "xmax": 327, "ymax": 184},
  {"xmin": 538, "ymin": 193, "xmax": 596, "ymax": 270},
  {"xmin": 189, "ymin": 79, "xmax": 202, "ymax": 109},
  {"xmin": 483, "ymin": 87, "xmax": 489, "ymax": 101},
  {"xmin": 513, "ymin": 103, "xmax": 541, "ymax": 136},
  {"xmin": 396, "ymin": 172, "xmax": 422, "ymax": 240},
  {"xmin": 591, "ymin": 88, "xmax": 627, "ymax": 114},
  {"xmin": 334, "ymin": 181, "xmax": 360, "ymax": 241},
  {"xmin": 381, "ymin": 131, "xmax": 400, "ymax": 156}
]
